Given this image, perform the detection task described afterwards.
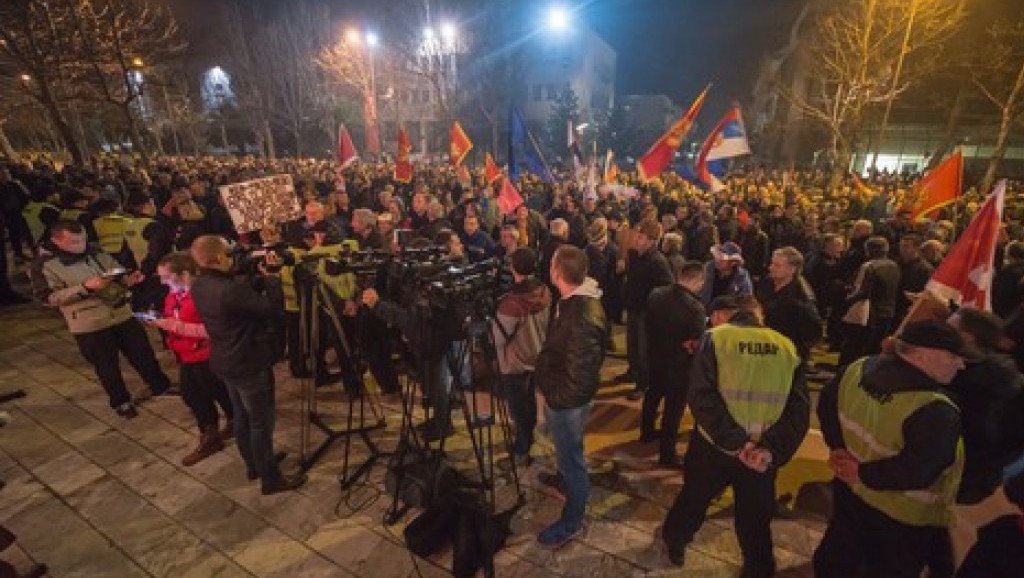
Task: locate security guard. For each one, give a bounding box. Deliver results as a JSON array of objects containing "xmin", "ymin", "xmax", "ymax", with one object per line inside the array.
[
  {"xmin": 92, "ymin": 199, "xmax": 132, "ymax": 267},
  {"xmin": 123, "ymin": 192, "xmax": 173, "ymax": 311},
  {"xmin": 279, "ymin": 241, "xmax": 308, "ymax": 378},
  {"xmin": 662, "ymin": 295, "xmax": 809, "ymax": 578},
  {"xmin": 22, "ymin": 192, "xmax": 61, "ymax": 245},
  {"xmin": 814, "ymin": 319, "xmax": 966, "ymax": 578}
]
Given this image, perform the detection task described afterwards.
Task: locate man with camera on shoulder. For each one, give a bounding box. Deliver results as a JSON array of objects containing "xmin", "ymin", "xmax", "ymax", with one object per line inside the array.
[{"xmin": 189, "ymin": 234, "xmax": 305, "ymax": 495}]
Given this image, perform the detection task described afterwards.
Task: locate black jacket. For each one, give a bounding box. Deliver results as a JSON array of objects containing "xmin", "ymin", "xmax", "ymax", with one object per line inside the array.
[
  {"xmin": 756, "ymin": 276, "xmax": 822, "ymax": 360},
  {"xmin": 191, "ymin": 269, "xmax": 285, "ymax": 379},
  {"xmin": 818, "ymin": 354, "xmax": 962, "ymax": 492},
  {"xmin": 645, "ymin": 284, "xmax": 706, "ymax": 378},
  {"xmin": 623, "ymin": 248, "xmax": 673, "ymax": 312},
  {"xmin": 897, "ymin": 256, "xmax": 934, "ymax": 317},
  {"xmin": 848, "ymin": 258, "xmax": 901, "ymax": 323},
  {"xmin": 535, "ymin": 286, "xmax": 606, "ymax": 410},
  {"xmin": 688, "ymin": 313, "xmax": 810, "ymax": 465},
  {"xmin": 946, "ymin": 353, "xmax": 1024, "ymax": 503}
]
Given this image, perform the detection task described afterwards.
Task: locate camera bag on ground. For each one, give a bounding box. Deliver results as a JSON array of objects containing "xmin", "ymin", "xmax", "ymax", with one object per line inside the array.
[{"xmin": 384, "ymin": 442, "xmax": 461, "ymax": 509}]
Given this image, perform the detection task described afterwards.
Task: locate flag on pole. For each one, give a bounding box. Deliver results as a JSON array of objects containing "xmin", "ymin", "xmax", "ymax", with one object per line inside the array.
[
  {"xmin": 851, "ymin": 172, "xmax": 875, "ymax": 195},
  {"xmin": 394, "ymin": 126, "xmax": 413, "ymax": 183},
  {"xmin": 456, "ymin": 164, "xmax": 471, "ymax": 184},
  {"xmin": 637, "ymin": 84, "xmax": 710, "ymax": 182},
  {"xmin": 911, "ymin": 150, "xmax": 963, "ymax": 220},
  {"xmin": 337, "ymin": 123, "xmax": 359, "ymax": 169},
  {"xmin": 449, "ymin": 121, "xmax": 473, "ymax": 166},
  {"xmin": 696, "ymin": 105, "xmax": 750, "ymax": 191},
  {"xmin": 603, "ymin": 149, "xmax": 619, "ymax": 183},
  {"xmin": 508, "ymin": 107, "xmax": 554, "ymax": 182},
  {"xmin": 925, "ymin": 179, "xmax": 1006, "ymax": 311},
  {"xmin": 496, "ymin": 177, "xmax": 524, "ymax": 215},
  {"xmin": 484, "ymin": 152, "xmax": 501, "ymax": 184}
]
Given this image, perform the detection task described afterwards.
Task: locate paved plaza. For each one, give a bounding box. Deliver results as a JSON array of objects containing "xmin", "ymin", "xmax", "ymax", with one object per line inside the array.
[{"xmin": 0, "ymin": 297, "xmax": 831, "ymax": 577}]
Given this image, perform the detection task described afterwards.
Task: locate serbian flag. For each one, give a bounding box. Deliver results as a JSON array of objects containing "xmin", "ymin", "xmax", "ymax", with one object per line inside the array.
[
  {"xmin": 496, "ymin": 177, "xmax": 523, "ymax": 215},
  {"xmin": 484, "ymin": 152, "xmax": 501, "ymax": 184},
  {"xmin": 337, "ymin": 123, "xmax": 358, "ymax": 169},
  {"xmin": 911, "ymin": 150, "xmax": 962, "ymax": 220},
  {"xmin": 449, "ymin": 121, "xmax": 473, "ymax": 166},
  {"xmin": 394, "ymin": 126, "xmax": 413, "ymax": 183},
  {"xmin": 696, "ymin": 105, "xmax": 750, "ymax": 192},
  {"xmin": 637, "ymin": 84, "xmax": 710, "ymax": 182},
  {"xmin": 925, "ymin": 179, "xmax": 1005, "ymax": 311}
]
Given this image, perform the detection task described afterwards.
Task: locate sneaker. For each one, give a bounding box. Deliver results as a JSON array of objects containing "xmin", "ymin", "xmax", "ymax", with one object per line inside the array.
[
  {"xmin": 538, "ymin": 471, "xmax": 566, "ymax": 496},
  {"xmin": 536, "ymin": 521, "xmax": 583, "ymax": 549},
  {"xmin": 625, "ymin": 388, "xmax": 644, "ymax": 401},
  {"xmin": 115, "ymin": 402, "xmax": 138, "ymax": 419}
]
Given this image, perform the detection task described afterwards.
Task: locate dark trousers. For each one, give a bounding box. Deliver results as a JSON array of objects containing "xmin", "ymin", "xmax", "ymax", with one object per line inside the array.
[
  {"xmin": 625, "ymin": 309, "xmax": 649, "ymax": 389},
  {"xmin": 501, "ymin": 372, "xmax": 536, "ymax": 457},
  {"xmin": 0, "ymin": 221, "xmax": 11, "ymax": 297},
  {"xmin": 358, "ymin": 314, "xmax": 400, "ymax": 394},
  {"xmin": 74, "ymin": 318, "xmax": 172, "ymax": 408},
  {"xmin": 221, "ymin": 368, "xmax": 281, "ymax": 482},
  {"xmin": 179, "ymin": 360, "xmax": 233, "ymax": 429},
  {"xmin": 663, "ymin": 434, "xmax": 777, "ymax": 572},
  {"xmin": 285, "ymin": 311, "xmax": 306, "ymax": 377},
  {"xmin": 641, "ymin": 366, "xmax": 689, "ymax": 460},
  {"xmin": 839, "ymin": 318, "xmax": 893, "ymax": 367},
  {"xmin": 2, "ymin": 212, "xmax": 31, "ymax": 258},
  {"xmin": 813, "ymin": 480, "xmax": 948, "ymax": 578}
]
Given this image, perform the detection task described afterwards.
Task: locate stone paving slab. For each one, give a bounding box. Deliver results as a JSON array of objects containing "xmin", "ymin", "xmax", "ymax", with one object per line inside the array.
[{"xmin": 0, "ymin": 300, "xmax": 825, "ymax": 577}]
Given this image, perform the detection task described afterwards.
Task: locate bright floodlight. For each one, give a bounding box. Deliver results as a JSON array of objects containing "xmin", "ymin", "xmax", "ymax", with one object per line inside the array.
[
  {"xmin": 19, "ymin": 74, "xmax": 31, "ymax": 82},
  {"xmin": 547, "ymin": 5, "xmax": 570, "ymax": 32},
  {"xmin": 423, "ymin": 27, "xmax": 435, "ymax": 40},
  {"xmin": 365, "ymin": 31, "xmax": 379, "ymax": 47},
  {"xmin": 440, "ymin": 22, "xmax": 456, "ymax": 41},
  {"xmin": 345, "ymin": 29, "xmax": 362, "ymax": 44}
]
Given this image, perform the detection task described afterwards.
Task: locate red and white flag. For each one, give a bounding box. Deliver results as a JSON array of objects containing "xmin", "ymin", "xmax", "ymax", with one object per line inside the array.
[
  {"xmin": 496, "ymin": 177, "xmax": 524, "ymax": 215},
  {"xmin": 337, "ymin": 123, "xmax": 358, "ymax": 169},
  {"xmin": 925, "ymin": 179, "xmax": 1006, "ymax": 311}
]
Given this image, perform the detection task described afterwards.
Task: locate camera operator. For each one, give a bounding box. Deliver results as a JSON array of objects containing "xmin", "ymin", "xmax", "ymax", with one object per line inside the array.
[
  {"xmin": 189, "ymin": 235, "xmax": 305, "ymax": 495},
  {"xmin": 30, "ymin": 220, "xmax": 174, "ymax": 418}
]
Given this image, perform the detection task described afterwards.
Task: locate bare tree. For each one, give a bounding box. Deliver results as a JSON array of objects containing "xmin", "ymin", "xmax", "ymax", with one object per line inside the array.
[
  {"xmin": 971, "ymin": 20, "xmax": 1024, "ymax": 192},
  {"xmin": 220, "ymin": 0, "xmax": 275, "ymax": 158}
]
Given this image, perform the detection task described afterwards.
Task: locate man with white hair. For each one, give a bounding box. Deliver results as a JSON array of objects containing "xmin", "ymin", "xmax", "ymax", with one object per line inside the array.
[{"xmin": 540, "ymin": 218, "xmax": 569, "ymax": 298}]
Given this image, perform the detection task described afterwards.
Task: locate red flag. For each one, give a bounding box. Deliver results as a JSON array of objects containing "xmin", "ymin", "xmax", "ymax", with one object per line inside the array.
[
  {"xmin": 456, "ymin": 164, "xmax": 471, "ymax": 184},
  {"xmin": 637, "ymin": 84, "xmax": 710, "ymax": 182},
  {"xmin": 911, "ymin": 150, "xmax": 962, "ymax": 219},
  {"xmin": 449, "ymin": 121, "xmax": 473, "ymax": 166},
  {"xmin": 337, "ymin": 123, "xmax": 358, "ymax": 169},
  {"xmin": 925, "ymin": 180, "xmax": 1005, "ymax": 311},
  {"xmin": 496, "ymin": 177, "xmax": 523, "ymax": 215},
  {"xmin": 484, "ymin": 152, "xmax": 501, "ymax": 184},
  {"xmin": 394, "ymin": 126, "xmax": 413, "ymax": 183}
]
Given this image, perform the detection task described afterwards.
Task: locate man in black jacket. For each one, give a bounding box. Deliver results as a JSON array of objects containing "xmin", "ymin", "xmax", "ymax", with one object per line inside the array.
[
  {"xmin": 896, "ymin": 234, "xmax": 933, "ymax": 321},
  {"xmin": 642, "ymin": 261, "xmax": 707, "ymax": 465},
  {"xmin": 190, "ymin": 235, "xmax": 305, "ymax": 495},
  {"xmin": 814, "ymin": 319, "xmax": 966, "ymax": 578},
  {"xmin": 618, "ymin": 219, "xmax": 674, "ymax": 401},
  {"xmin": 756, "ymin": 246, "xmax": 822, "ymax": 360},
  {"xmin": 534, "ymin": 245, "xmax": 606, "ymax": 548}
]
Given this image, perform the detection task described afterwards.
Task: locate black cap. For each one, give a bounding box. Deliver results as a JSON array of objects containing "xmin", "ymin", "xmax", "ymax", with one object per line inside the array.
[{"xmin": 897, "ymin": 320, "xmax": 971, "ymax": 357}]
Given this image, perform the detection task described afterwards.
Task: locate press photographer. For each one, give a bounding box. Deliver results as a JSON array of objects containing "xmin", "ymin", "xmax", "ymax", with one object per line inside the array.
[{"xmin": 30, "ymin": 219, "xmax": 174, "ymax": 419}]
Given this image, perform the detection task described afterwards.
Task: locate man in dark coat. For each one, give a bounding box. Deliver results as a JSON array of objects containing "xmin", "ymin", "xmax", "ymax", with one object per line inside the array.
[{"xmin": 756, "ymin": 246, "xmax": 822, "ymax": 361}]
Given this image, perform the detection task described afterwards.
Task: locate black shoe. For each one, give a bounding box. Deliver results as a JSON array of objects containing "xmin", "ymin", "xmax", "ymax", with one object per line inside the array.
[
  {"xmin": 660, "ymin": 526, "xmax": 685, "ymax": 567},
  {"xmin": 738, "ymin": 562, "xmax": 776, "ymax": 578},
  {"xmin": 115, "ymin": 402, "xmax": 138, "ymax": 419},
  {"xmin": 639, "ymin": 429, "xmax": 660, "ymax": 443},
  {"xmin": 247, "ymin": 452, "xmax": 289, "ymax": 480},
  {"xmin": 153, "ymin": 385, "xmax": 180, "ymax": 396},
  {"xmin": 538, "ymin": 471, "xmax": 566, "ymax": 496},
  {"xmin": 415, "ymin": 418, "xmax": 437, "ymax": 432},
  {"xmin": 315, "ymin": 372, "xmax": 342, "ymax": 387},
  {"xmin": 625, "ymin": 388, "xmax": 644, "ymax": 401},
  {"xmin": 612, "ymin": 371, "xmax": 636, "ymax": 385},
  {"xmin": 261, "ymin": 473, "xmax": 307, "ymax": 495},
  {"xmin": 421, "ymin": 423, "xmax": 453, "ymax": 442}
]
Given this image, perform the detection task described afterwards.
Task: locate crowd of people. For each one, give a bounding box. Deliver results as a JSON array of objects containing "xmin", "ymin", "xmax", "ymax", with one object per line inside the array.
[{"xmin": 1, "ymin": 152, "xmax": 1023, "ymax": 576}]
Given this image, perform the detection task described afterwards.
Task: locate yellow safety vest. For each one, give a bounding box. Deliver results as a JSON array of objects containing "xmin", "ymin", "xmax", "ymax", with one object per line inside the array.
[
  {"xmin": 60, "ymin": 208, "xmax": 84, "ymax": 222},
  {"xmin": 307, "ymin": 241, "xmax": 360, "ymax": 301},
  {"xmin": 700, "ymin": 324, "xmax": 800, "ymax": 446},
  {"xmin": 23, "ymin": 201, "xmax": 57, "ymax": 243},
  {"xmin": 837, "ymin": 358, "xmax": 964, "ymax": 527},
  {"xmin": 123, "ymin": 217, "xmax": 154, "ymax": 269},
  {"xmin": 93, "ymin": 214, "xmax": 129, "ymax": 254},
  {"xmin": 280, "ymin": 247, "xmax": 307, "ymax": 313}
]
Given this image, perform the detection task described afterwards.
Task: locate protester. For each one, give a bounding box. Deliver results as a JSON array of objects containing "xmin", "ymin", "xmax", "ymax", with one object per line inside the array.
[
  {"xmin": 698, "ymin": 241, "xmax": 753, "ymax": 307},
  {"xmin": 838, "ymin": 235, "xmax": 900, "ymax": 366},
  {"xmin": 756, "ymin": 246, "xmax": 822, "ymax": 360}
]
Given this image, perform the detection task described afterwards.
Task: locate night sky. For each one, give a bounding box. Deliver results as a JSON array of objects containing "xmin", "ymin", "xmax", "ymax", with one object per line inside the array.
[{"xmin": 172, "ymin": 0, "xmax": 810, "ymax": 116}]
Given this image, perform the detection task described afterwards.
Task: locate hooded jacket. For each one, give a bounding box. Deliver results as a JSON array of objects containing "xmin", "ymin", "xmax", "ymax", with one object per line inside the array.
[
  {"xmin": 535, "ymin": 278, "xmax": 606, "ymax": 410},
  {"xmin": 492, "ymin": 277, "xmax": 551, "ymax": 375},
  {"xmin": 31, "ymin": 242, "xmax": 134, "ymax": 334}
]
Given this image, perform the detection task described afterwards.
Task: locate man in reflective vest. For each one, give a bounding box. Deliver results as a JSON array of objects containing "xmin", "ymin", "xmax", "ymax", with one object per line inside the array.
[
  {"xmin": 814, "ymin": 319, "xmax": 967, "ymax": 578},
  {"xmin": 92, "ymin": 199, "xmax": 131, "ymax": 267},
  {"xmin": 661, "ymin": 295, "xmax": 809, "ymax": 578},
  {"xmin": 22, "ymin": 194, "xmax": 60, "ymax": 246}
]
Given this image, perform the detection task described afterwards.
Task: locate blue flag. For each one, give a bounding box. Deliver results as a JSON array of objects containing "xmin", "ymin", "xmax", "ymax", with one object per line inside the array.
[{"xmin": 508, "ymin": 108, "xmax": 554, "ymax": 183}]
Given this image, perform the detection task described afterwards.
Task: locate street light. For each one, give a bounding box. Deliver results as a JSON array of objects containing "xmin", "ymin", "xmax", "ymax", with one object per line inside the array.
[
  {"xmin": 423, "ymin": 27, "xmax": 435, "ymax": 41},
  {"xmin": 345, "ymin": 29, "xmax": 362, "ymax": 44},
  {"xmin": 19, "ymin": 73, "xmax": 31, "ymax": 83},
  {"xmin": 365, "ymin": 31, "xmax": 379, "ymax": 48},
  {"xmin": 440, "ymin": 22, "xmax": 456, "ymax": 42},
  {"xmin": 131, "ymin": 57, "xmax": 144, "ymax": 68},
  {"xmin": 546, "ymin": 5, "xmax": 570, "ymax": 33}
]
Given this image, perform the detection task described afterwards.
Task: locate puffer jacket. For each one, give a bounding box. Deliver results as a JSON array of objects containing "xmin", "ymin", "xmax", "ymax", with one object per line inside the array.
[
  {"xmin": 31, "ymin": 241, "xmax": 133, "ymax": 334},
  {"xmin": 162, "ymin": 288, "xmax": 211, "ymax": 365},
  {"xmin": 535, "ymin": 278, "xmax": 606, "ymax": 410},
  {"xmin": 492, "ymin": 277, "xmax": 551, "ymax": 375}
]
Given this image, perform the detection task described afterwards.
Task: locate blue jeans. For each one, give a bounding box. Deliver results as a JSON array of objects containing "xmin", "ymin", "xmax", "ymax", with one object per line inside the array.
[
  {"xmin": 433, "ymin": 340, "xmax": 472, "ymax": 426},
  {"xmin": 222, "ymin": 368, "xmax": 280, "ymax": 482},
  {"xmin": 545, "ymin": 402, "xmax": 591, "ymax": 530},
  {"xmin": 501, "ymin": 373, "xmax": 536, "ymax": 456}
]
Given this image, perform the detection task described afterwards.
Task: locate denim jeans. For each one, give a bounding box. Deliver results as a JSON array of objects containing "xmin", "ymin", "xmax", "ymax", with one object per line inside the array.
[
  {"xmin": 433, "ymin": 340, "xmax": 472, "ymax": 426},
  {"xmin": 222, "ymin": 368, "xmax": 280, "ymax": 482},
  {"xmin": 501, "ymin": 373, "xmax": 536, "ymax": 456},
  {"xmin": 545, "ymin": 402, "xmax": 592, "ymax": 530}
]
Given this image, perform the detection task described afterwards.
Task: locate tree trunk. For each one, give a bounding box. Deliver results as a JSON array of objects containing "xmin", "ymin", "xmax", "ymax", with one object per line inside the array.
[
  {"xmin": 292, "ymin": 121, "xmax": 302, "ymax": 158},
  {"xmin": 42, "ymin": 100, "xmax": 84, "ymax": 164},
  {"xmin": 929, "ymin": 87, "xmax": 967, "ymax": 169},
  {"xmin": 982, "ymin": 108, "xmax": 1013, "ymax": 193},
  {"xmin": 262, "ymin": 119, "xmax": 276, "ymax": 159},
  {"xmin": 0, "ymin": 123, "xmax": 17, "ymax": 160},
  {"xmin": 124, "ymin": 105, "xmax": 149, "ymax": 164}
]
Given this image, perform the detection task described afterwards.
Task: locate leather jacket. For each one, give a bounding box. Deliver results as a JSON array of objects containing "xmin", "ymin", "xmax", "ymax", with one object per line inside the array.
[{"xmin": 535, "ymin": 279, "xmax": 606, "ymax": 410}]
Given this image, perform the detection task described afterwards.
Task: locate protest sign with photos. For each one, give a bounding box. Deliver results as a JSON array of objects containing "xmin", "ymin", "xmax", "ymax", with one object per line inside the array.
[{"xmin": 218, "ymin": 174, "xmax": 302, "ymax": 234}]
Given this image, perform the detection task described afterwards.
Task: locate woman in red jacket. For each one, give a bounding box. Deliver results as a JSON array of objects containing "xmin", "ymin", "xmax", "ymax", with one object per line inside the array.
[{"xmin": 151, "ymin": 251, "xmax": 234, "ymax": 466}]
